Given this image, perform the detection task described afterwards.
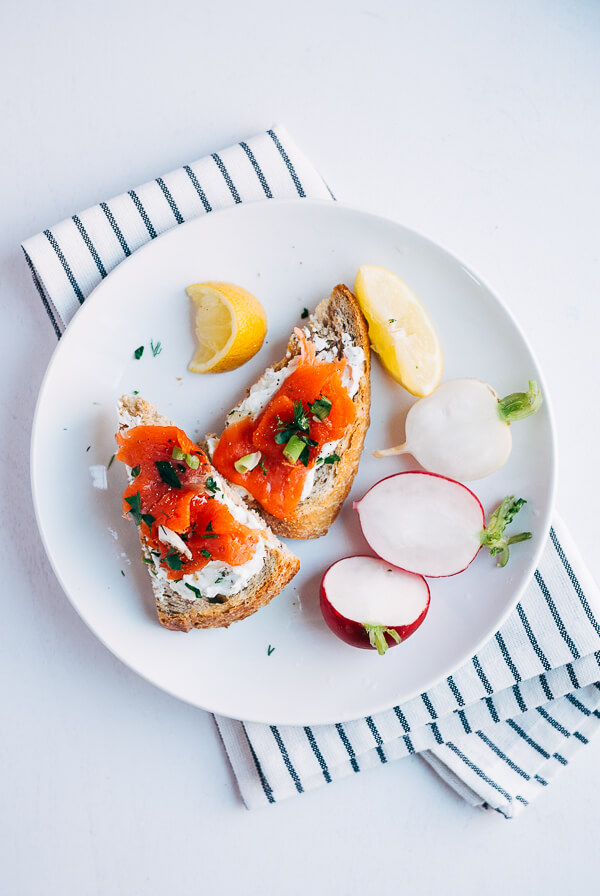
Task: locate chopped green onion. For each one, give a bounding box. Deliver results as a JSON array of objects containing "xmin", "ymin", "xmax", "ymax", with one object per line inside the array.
[
  {"xmin": 186, "ymin": 454, "xmax": 200, "ymax": 470},
  {"xmin": 172, "ymin": 446, "xmax": 185, "ymax": 461},
  {"xmin": 308, "ymin": 395, "xmax": 332, "ymax": 420},
  {"xmin": 283, "ymin": 434, "xmax": 306, "ymax": 464},
  {"xmin": 234, "ymin": 451, "xmax": 262, "ymax": 474}
]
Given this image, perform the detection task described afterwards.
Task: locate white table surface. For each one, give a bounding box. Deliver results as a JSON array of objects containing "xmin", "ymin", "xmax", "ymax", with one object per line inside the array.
[{"xmin": 2, "ymin": 0, "xmax": 599, "ymax": 892}]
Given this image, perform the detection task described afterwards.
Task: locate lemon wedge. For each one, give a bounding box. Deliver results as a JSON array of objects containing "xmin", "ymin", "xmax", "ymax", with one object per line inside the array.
[
  {"xmin": 186, "ymin": 281, "xmax": 267, "ymax": 373},
  {"xmin": 354, "ymin": 265, "xmax": 443, "ymax": 396}
]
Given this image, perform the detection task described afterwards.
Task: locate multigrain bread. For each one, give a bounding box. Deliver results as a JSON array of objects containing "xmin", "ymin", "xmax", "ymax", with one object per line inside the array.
[
  {"xmin": 208, "ymin": 284, "xmax": 371, "ymax": 539},
  {"xmin": 117, "ymin": 395, "xmax": 300, "ymax": 632}
]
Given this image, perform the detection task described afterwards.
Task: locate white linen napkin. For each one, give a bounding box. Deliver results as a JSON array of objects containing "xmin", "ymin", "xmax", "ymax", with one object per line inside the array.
[{"xmin": 24, "ymin": 125, "xmax": 600, "ymax": 818}]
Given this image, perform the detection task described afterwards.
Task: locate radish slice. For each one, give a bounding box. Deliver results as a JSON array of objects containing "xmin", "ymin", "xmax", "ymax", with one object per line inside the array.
[
  {"xmin": 320, "ymin": 556, "xmax": 430, "ymax": 655},
  {"xmin": 374, "ymin": 378, "xmax": 542, "ymax": 481},
  {"xmin": 354, "ymin": 471, "xmax": 531, "ymax": 577}
]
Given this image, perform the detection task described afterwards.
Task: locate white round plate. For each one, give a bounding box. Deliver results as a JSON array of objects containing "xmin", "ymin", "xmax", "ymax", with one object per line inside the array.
[{"xmin": 31, "ymin": 200, "xmax": 556, "ymax": 725}]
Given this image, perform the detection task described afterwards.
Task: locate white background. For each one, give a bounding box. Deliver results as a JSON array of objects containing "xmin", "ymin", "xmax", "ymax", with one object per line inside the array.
[{"xmin": 2, "ymin": 0, "xmax": 599, "ymax": 893}]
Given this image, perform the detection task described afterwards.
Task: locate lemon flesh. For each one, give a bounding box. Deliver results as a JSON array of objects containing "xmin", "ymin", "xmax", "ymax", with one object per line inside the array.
[
  {"xmin": 187, "ymin": 282, "xmax": 267, "ymax": 373},
  {"xmin": 354, "ymin": 265, "xmax": 443, "ymax": 396}
]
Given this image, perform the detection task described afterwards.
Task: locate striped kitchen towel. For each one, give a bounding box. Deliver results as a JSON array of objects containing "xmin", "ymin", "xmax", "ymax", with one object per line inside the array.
[{"xmin": 24, "ymin": 126, "xmax": 600, "ymax": 818}]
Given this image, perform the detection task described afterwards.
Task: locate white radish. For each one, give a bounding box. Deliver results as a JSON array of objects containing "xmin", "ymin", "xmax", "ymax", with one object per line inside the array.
[
  {"xmin": 374, "ymin": 378, "xmax": 542, "ymax": 481},
  {"xmin": 320, "ymin": 556, "xmax": 430, "ymax": 655},
  {"xmin": 354, "ymin": 471, "xmax": 531, "ymax": 577}
]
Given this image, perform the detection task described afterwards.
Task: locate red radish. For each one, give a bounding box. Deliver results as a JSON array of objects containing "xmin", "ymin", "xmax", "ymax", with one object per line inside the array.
[
  {"xmin": 354, "ymin": 471, "xmax": 531, "ymax": 577},
  {"xmin": 320, "ymin": 556, "xmax": 430, "ymax": 655},
  {"xmin": 374, "ymin": 378, "xmax": 542, "ymax": 481}
]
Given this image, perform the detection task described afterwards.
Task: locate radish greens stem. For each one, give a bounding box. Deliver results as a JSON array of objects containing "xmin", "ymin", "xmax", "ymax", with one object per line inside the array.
[
  {"xmin": 363, "ymin": 624, "xmax": 402, "ymax": 655},
  {"xmin": 497, "ymin": 380, "xmax": 542, "ymax": 423},
  {"xmin": 480, "ymin": 496, "xmax": 532, "ymax": 567}
]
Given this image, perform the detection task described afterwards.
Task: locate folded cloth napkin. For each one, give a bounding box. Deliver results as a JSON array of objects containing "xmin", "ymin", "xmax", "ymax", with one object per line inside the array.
[{"xmin": 24, "ymin": 125, "xmax": 600, "ymax": 818}]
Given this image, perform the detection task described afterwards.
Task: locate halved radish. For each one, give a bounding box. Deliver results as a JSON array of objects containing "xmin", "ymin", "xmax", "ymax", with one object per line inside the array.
[
  {"xmin": 320, "ymin": 556, "xmax": 430, "ymax": 655},
  {"xmin": 354, "ymin": 471, "xmax": 531, "ymax": 577},
  {"xmin": 374, "ymin": 378, "xmax": 542, "ymax": 481}
]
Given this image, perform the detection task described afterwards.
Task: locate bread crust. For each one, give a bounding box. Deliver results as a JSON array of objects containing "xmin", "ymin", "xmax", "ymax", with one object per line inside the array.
[
  {"xmin": 212, "ymin": 284, "xmax": 371, "ymax": 539},
  {"xmin": 117, "ymin": 396, "xmax": 300, "ymax": 632}
]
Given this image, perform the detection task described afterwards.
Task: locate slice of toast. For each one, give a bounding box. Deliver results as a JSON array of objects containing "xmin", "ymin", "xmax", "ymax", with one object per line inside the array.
[
  {"xmin": 117, "ymin": 395, "xmax": 300, "ymax": 632},
  {"xmin": 209, "ymin": 284, "xmax": 371, "ymax": 539}
]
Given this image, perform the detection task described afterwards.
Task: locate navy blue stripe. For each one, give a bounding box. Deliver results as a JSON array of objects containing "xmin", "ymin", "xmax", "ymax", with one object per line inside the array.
[
  {"xmin": 21, "ymin": 247, "xmax": 62, "ymax": 338},
  {"xmin": 485, "ymin": 697, "xmax": 500, "ymax": 723},
  {"xmin": 566, "ymin": 662, "xmax": 580, "ymax": 689},
  {"xmin": 156, "ymin": 177, "xmax": 184, "ymax": 224},
  {"xmin": 476, "ymin": 731, "xmax": 531, "ymax": 780},
  {"xmin": 183, "ymin": 165, "xmax": 212, "ymax": 212},
  {"xmin": 240, "ymin": 722, "xmax": 274, "ymax": 804},
  {"xmin": 100, "ymin": 202, "xmax": 131, "ymax": 256},
  {"xmin": 539, "ymin": 673, "xmax": 554, "ymax": 702},
  {"xmin": 43, "ymin": 230, "xmax": 85, "ymax": 303},
  {"xmin": 565, "ymin": 693, "xmax": 591, "ymax": 716},
  {"xmin": 472, "ymin": 655, "xmax": 493, "ymax": 695},
  {"xmin": 553, "ymin": 751, "xmax": 568, "ymax": 765},
  {"xmin": 365, "ymin": 717, "xmax": 387, "ymax": 764},
  {"xmin": 303, "ymin": 727, "xmax": 332, "ymax": 783},
  {"xmin": 446, "ymin": 675, "xmax": 465, "ymax": 707},
  {"xmin": 429, "ymin": 722, "xmax": 444, "ymax": 745},
  {"xmin": 516, "ymin": 603, "xmax": 551, "ymax": 671},
  {"xmin": 128, "ymin": 190, "xmax": 157, "ymax": 238},
  {"xmin": 270, "ymin": 725, "xmax": 303, "ymax": 793},
  {"xmin": 445, "ymin": 742, "xmax": 513, "ymax": 803},
  {"xmin": 534, "ymin": 773, "xmax": 548, "ymax": 786},
  {"xmin": 402, "ymin": 733, "xmax": 416, "ymax": 755},
  {"xmin": 457, "ymin": 710, "xmax": 472, "ymax": 734},
  {"xmin": 506, "ymin": 719, "xmax": 550, "ymax": 758},
  {"xmin": 536, "ymin": 706, "xmax": 570, "ymax": 737},
  {"xmin": 267, "ymin": 129, "xmax": 306, "ymax": 197},
  {"xmin": 393, "ymin": 705, "xmax": 411, "ymax": 732},
  {"xmin": 495, "ymin": 631, "xmax": 521, "ymax": 682},
  {"xmin": 420, "ymin": 692, "xmax": 438, "ymax": 720},
  {"xmin": 573, "ymin": 730, "xmax": 589, "ymax": 744},
  {"xmin": 535, "ymin": 569, "xmax": 580, "ymax": 659},
  {"xmin": 515, "ymin": 794, "xmax": 529, "ymax": 806},
  {"xmin": 335, "ymin": 723, "xmax": 360, "ymax": 773},
  {"xmin": 211, "ymin": 153, "xmax": 242, "ymax": 203},
  {"xmin": 72, "ymin": 215, "xmax": 107, "ymax": 278},
  {"xmin": 239, "ymin": 141, "xmax": 273, "ymax": 198},
  {"xmin": 550, "ymin": 526, "xmax": 600, "ymax": 637},
  {"xmin": 512, "ymin": 683, "xmax": 527, "ymax": 713}
]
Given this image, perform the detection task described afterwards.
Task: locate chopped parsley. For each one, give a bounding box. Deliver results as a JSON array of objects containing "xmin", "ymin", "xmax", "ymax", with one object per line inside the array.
[
  {"xmin": 134, "ymin": 346, "xmax": 144, "ymax": 360},
  {"xmin": 155, "ymin": 460, "xmax": 182, "ymax": 489},
  {"xmin": 120, "ymin": 570, "xmax": 125, "ymax": 577},
  {"xmin": 185, "ymin": 583, "xmax": 203, "ymax": 600},
  {"xmin": 206, "ymin": 520, "xmax": 213, "ymax": 532},
  {"xmin": 301, "ymin": 308, "xmax": 309, "ymax": 319},
  {"xmin": 124, "ymin": 492, "xmax": 155, "ymax": 527},
  {"xmin": 323, "ymin": 453, "xmax": 341, "ymax": 465},
  {"xmin": 150, "ymin": 339, "xmax": 162, "ymax": 357},
  {"xmin": 200, "ymin": 548, "xmax": 212, "ymax": 560},
  {"xmin": 308, "ymin": 395, "xmax": 332, "ymax": 420},
  {"xmin": 107, "ymin": 453, "xmax": 116, "ymax": 470},
  {"xmin": 389, "ymin": 318, "xmax": 396, "ymax": 324},
  {"xmin": 163, "ymin": 549, "xmax": 183, "ymax": 571},
  {"xmin": 205, "ymin": 477, "xmax": 219, "ymax": 494},
  {"xmin": 86, "ymin": 445, "xmax": 91, "ymax": 452},
  {"xmin": 267, "ymin": 645, "xmax": 276, "ymax": 656},
  {"xmin": 259, "ymin": 460, "xmax": 268, "ymax": 475},
  {"xmin": 131, "ymin": 464, "xmax": 141, "ymax": 478}
]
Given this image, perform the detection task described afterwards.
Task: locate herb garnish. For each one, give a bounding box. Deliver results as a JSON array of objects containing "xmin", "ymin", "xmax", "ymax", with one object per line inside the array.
[
  {"xmin": 301, "ymin": 308, "xmax": 309, "ymax": 319},
  {"xmin": 131, "ymin": 464, "xmax": 141, "ymax": 478},
  {"xmin": 267, "ymin": 645, "xmax": 276, "ymax": 656},
  {"xmin": 389, "ymin": 319, "xmax": 396, "ymax": 324},
  {"xmin": 205, "ymin": 477, "xmax": 219, "ymax": 494},
  {"xmin": 107, "ymin": 453, "xmax": 116, "ymax": 470},
  {"xmin": 150, "ymin": 339, "xmax": 162, "ymax": 357},
  {"xmin": 308, "ymin": 395, "xmax": 332, "ymax": 420},
  {"xmin": 185, "ymin": 583, "xmax": 203, "ymax": 599},
  {"xmin": 200, "ymin": 548, "xmax": 212, "ymax": 559},
  {"xmin": 125, "ymin": 492, "xmax": 155, "ymax": 527},
  {"xmin": 163, "ymin": 549, "xmax": 183, "ymax": 571},
  {"xmin": 259, "ymin": 460, "xmax": 268, "ymax": 475},
  {"xmin": 134, "ymin": 346, "xmax": 144, "ymax": 360},
  {"xmin": 323, "ymin": 453, "xmax": 341, "ymax": 464},
  {"xmin": 274, "ymin": 401, "xmax": 318, "ymax": 466},
  {"xmin": 155, "ymin": 460, "xmax": 182, "ymax": 489},
  {"xmin": 206, "ymin": 521, "xmax": 213, "ymax": 532}
]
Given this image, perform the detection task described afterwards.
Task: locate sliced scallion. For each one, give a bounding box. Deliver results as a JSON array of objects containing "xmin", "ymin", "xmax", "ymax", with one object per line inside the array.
[{"xmin": 234, "ymin": 451, "xmax": 262, "ymax": 474}]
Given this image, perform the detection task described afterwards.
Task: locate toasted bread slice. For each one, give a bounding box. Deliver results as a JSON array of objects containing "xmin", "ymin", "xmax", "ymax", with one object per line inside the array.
[
  {"xmin": 208, "ymin": 284, "xmax": 371, "ymax": 539},
  {"xmin": 117, "ymin": 395, "xmax": 300, "ymax": 632}
]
